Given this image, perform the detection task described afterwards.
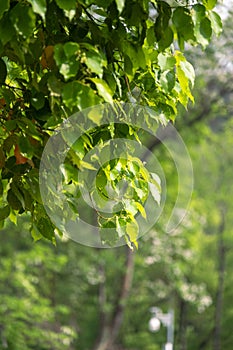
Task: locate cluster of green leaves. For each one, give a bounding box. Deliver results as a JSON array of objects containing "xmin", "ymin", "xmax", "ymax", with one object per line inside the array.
[
  {"xmin": 0, "ymin": 0, "xmax": 221, "ymax": 245},
  {"xmin": 0, "ymin": 219, "xmax": 77, "ymax": 350},
  {"xmin": 42, "ymin": 118, "xmax": 161, "ymax": 248}
]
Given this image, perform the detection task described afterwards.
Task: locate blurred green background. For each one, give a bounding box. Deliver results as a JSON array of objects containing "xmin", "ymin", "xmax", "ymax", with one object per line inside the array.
[{"xmin": 1, "ymin": 3, "xmax": 233, "ymax": 350}]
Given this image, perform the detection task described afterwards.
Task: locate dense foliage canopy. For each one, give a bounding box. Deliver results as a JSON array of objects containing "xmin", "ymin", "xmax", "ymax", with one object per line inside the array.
[{"xmin": 0, "ymin": 0, "xmax": 222, "ymax": 245}]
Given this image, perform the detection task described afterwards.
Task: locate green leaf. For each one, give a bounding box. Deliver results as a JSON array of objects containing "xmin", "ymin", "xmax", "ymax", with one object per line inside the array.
[
  {"xmin": 28, "ymin": 0, "xmax": 46, "ymax": 21},
  {"xmin": 160, "ymin": 70, "xmax": 175, "ymax": 92},
  {"xmin": 208, "ymin": 11, "xmax": 222, "ymax": 36},
  {"xmin": 0, "ymin": 58, "xmax": 7, "ymax": 85},
  {"xmin": 146, "ymin": 26, "xmax": 156, "ymax": 46},
  {"xmin": 116, "ymin": 216, "xmax": 126, "ymax": 238},
  {"xmin": 79, "ymin": 160, "xmax": 97, "ymax": 171},
  {"xmin": 123, "ymin": 43, "xmax": 146, "ymax": 70},
  {"xmin": 55, "ymin": 0, "xmax": 76, "ymax": 11},
  {"xmin": 7, "ymin": 189, "xmax": 22, "ymax": 210},
  {"xmin": 192, "ymin": 4, "xmax": 212, "ymax": 48},
  {"xmin": 150, "ymin": 172, "xmax": 161, "ymax": 189},
  {"xmin": 136, "ymin": 47, "xmax": 146, "ymax": 69},
  {"xmin": 154, "ymin": 1, "xmax": 172, "ymax": 43},
  {"xmin": 18, "ymin": 136, "xmax": 34, "ymax": 158},
  {"xmin": 87, "ymin": 108, "xmax": 103, "ymax": 125},
  {"xmin": 0, "ymin": 147, "xmax": 5, "ymax": 169},
  {"xmin": 26, "ymin": 169, "xmax": 42, "ymax": 203},
  {"xmin": 5, "ymin": 120, "xmax": 17, "ymax": 132},
  {"xmin": 11, "ymin": 182, "xmax": 25, "ymax": 209},
  {"xmin": 149, "ymin": 182, "xmax": 161, "ymax": 205},
  {"xmin": 115, "ymin": 0, "xmax": 125, "ymax": 13},
  {"xmin": 0, "ymin": 0, "xmax": 9, "ymax": 20},
  {"xmin": 85, "ymin": 50, "xmax": 106, "ymax": 77},
  {"xmin": 124, "ymin": 55, "xmax": 133, "ymax": 77},
  {"xmin": 54, "ymin": 42, "xmax": 80, "ymax": 81},
  {"xmin": 200, "ymin": 18, "xmax": 212, "ymax": 40},
  {"xmin": 60, "ymin": 61, "xmax": 79, "ymax": 81},
  {"xmin": 123, "ymin": 199, "xmax": 138, "ymax": 216},
  {"xmin": 17, "ymin": 118, "xmax": 42, "ymax": 141},
  {"xmin": 0, "ymin": 179, "xmax": 3, "ymax": 196},
  {"xmin": 173, "ymin": 7, "xmax": 195, "ymax": 45},
  {"xmin": 10, "ymin": 4, "xmax": 35, "ymax": 39},
  {"xmin": 31, "ymin": 92, "xmax": 45, "ymax": 110},
  {"xmin": 62, "ymin": 81, "xmax": 101, "ymax": 110},
  {"xmin": 135, "ymin": 202, "xmax": 147, "ymax": 219},
  {"xmin": 60, "ymin": 163, "xmax": 79, "ymax": 183},
  {"xmin": 33, "ymin": 203, "xmax": 56, "ymax": 243},
  {"xmin": 100, "ymin": 220, "xmax": 118, "ymax": 246},
  {"xmin": 139, "ymin": 165, "xmax": 150, "ymax": 182},
  {"xmin": 21, "ymin": 188, "xmax": 33, "ymax": 211},
  {"xmin": 179, "ymin": 60, "xmax": 195, "ymax": 88},
  {"xmin": 47, "ymin": 74, "xmax": 63, "ymax": 96},
  {"xmin": 91, "ymin": 78, "xmax": 113, "ymax": 103},
  {"xmin": 3, "ymin": 134, "xmax": 18, "ymax": 153},
  {"xmin": 148, "ymin": 172, "xmax": 161, "ymax": 205},
  {"xmin": 0, "ymin": 205, "xmax": 10, "ymax": 221},
  {"xmin": 63, "ymin": 42, "xmax": 80, "ymax": 57},
  {"xmin": 158, "ymin": 52, "xmax": 176, "ymax": 72},
  {"xmin": 158, "ymin": 26, "xmax": 174, "ymax": 51},
  {"xmin": 36, "ymin": 217, "xmax": 55, "ymax": 242},
  {"xmin": 177, "ymin": 66, "xmax": 194, "ymax": 104},
  {"xmin": 175, "ymin": 51, "xmax": 194, "ymax": 104},
  {"xmin": 126, "ymin": 220, "xmax": 139, "ymax": 246},
  {"xmin": 30, "ymin": 222, "xmax": 43, "ymax": 241},
  {"xmin": 54, "ymin": 43, "xmax": 66, "ymax": 64},
  {"xmin": 203, "ymin": 0, "xmax": 217, "ymax": 10}
]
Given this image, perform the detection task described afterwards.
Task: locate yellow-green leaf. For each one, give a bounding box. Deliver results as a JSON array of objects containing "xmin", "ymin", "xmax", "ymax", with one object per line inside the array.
[
  {"xmin": 135, "ymin": 202, "xmax": 147, "ymax": 219},
  {"xmin": 126, "ymin": 220, "xmax": 139, "ymax": 244},
  {"xmin": 91, "ymin": 78, "xmax": 113, "ymax": 103}
]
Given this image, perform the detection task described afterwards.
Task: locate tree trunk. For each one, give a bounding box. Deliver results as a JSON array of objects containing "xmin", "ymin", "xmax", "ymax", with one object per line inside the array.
[
  {"xmin": 177, "ymin": 299, "xmax": 187, "ymax": 350},
  {"xmin": 213, "ymin": 209, "xmax": 226, "ymax": 350},
  {"xmin": 92, "ymin": 248, "xmax": 135, "ymax": 350}
]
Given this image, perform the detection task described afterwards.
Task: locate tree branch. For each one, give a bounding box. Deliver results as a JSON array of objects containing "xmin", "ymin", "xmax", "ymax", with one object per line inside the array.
[{"xmin": 92, "ymin": 248, "xmax": 135, "ymax": 350}]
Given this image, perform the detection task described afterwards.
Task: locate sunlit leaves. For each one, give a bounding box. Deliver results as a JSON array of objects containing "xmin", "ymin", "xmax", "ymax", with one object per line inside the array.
[
  {"xmin": 148, "ymin": 172, "xmax": 161, "ymax": 205},
  {"xmin": 126, "ymin": 220, "xmax": 139, "ymax": 249},
  {"xmin": 91, "ymin": 78, "xmax": 113, "ymax": 103},
  {"xmin": 208, "ymin": 11, "xmax": 222, "ymax": 36},
  {"xmin": 79, "ymin": 153, "xmax": 161, "ymax": 247},
  {"xmin": 158, "ymin": 52, "xmax": 176, "ymax": 72},
  {"xmin": 62, "ymin": 81, "xmax": 101, "ymax": 110},
  {"xmin": 0, "ymin": 0, "xmax": 222, "ymax": 246},
  {"xmin": 122, "ymin": 43, "xmax": 146, "ymax": 71},
  {"xmin": 54, "ymin": 42, "xmax": 80, "ymax": 81},
  {"xmin": 115, "ymin": 0, "xmax": 125, "ymax": 13},
  {"xmin": 202, "ymin": 0, "xmax": 217, "ymax": 10},
  {"xmin": 82, "ymin": 44, "xmax": 107, "ymax": 77},
  {"xmin": 28, "ymin": 0, "xmax": 46, "ymax": 21},
  {"xmin": 175, "ymin": 51, "xmax": 195, "ymax": 106},
  {"xmin": 192, "ymin": 5, "xmax": 212, "ymax": 48}
]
